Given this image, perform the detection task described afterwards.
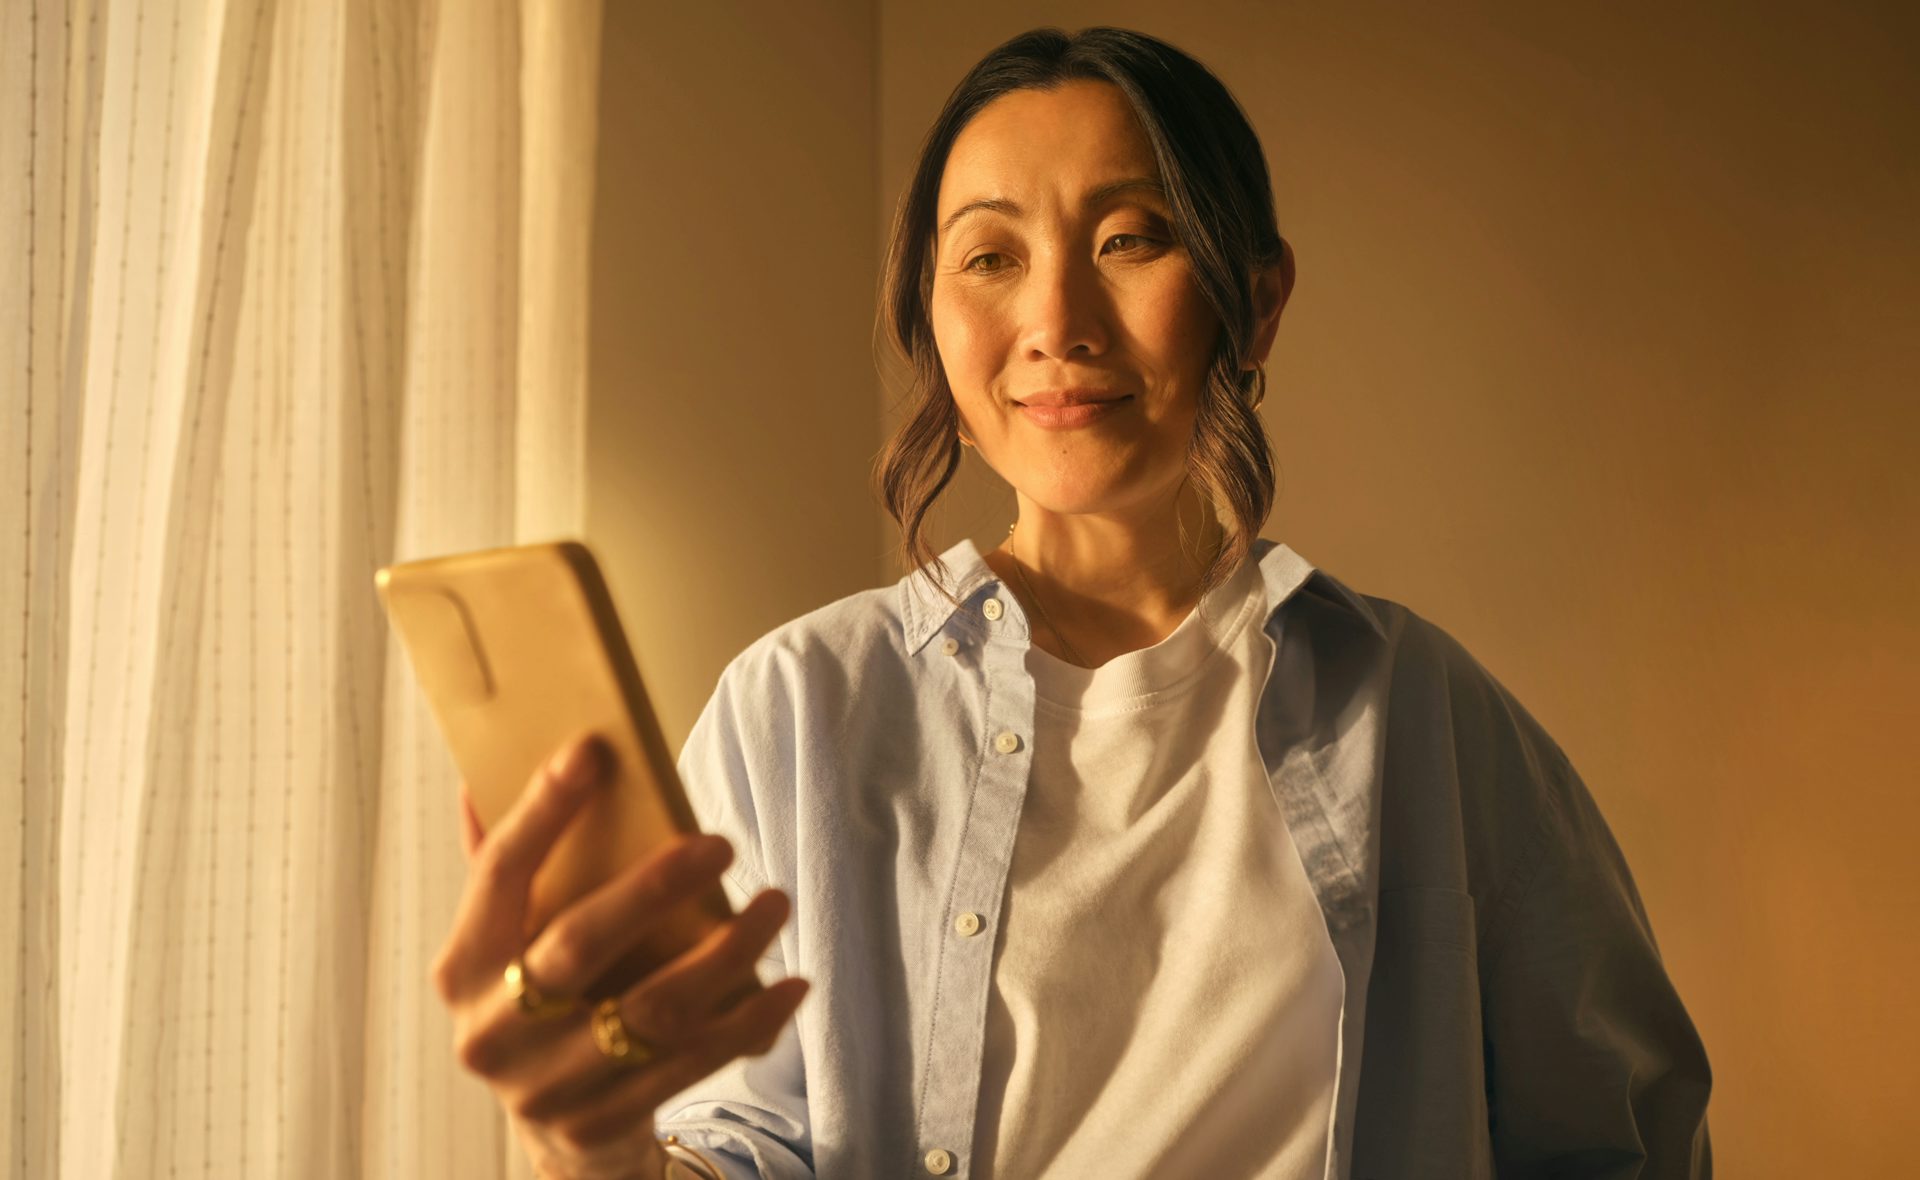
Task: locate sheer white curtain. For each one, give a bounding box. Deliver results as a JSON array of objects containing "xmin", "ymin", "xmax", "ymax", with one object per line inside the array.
[{"xmin": 1, "ymin": 1, "xmax": 602, "ymax": 1175}]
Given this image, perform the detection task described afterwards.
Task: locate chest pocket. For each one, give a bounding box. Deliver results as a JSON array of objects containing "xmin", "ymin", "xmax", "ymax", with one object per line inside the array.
[{"xmin": 1352, "ymin": 886, "xmax": 1495, "ymax": 1180}]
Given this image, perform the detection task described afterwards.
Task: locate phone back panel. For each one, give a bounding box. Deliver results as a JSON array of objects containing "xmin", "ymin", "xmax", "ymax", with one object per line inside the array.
[{"xmin": 376, "ymin": 540, "xmax": 731, "ymax": 987}]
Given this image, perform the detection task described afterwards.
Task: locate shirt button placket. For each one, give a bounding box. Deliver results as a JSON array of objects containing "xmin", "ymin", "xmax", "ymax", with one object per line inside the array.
[{"xmin": 923, "ymin": 589, "xmax": 1018, "ymax": 1180}]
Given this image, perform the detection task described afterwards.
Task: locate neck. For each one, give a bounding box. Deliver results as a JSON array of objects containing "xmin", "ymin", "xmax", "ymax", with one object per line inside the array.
[{"xmin": 984, "ymin": 481, "xmax": 1226, "ymax": 665}]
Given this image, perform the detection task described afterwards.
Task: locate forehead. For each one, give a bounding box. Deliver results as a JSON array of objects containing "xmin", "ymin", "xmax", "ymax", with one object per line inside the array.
[{"xmin": 937, "ymin": 80, "xmax": 1158, "ymax": 214}]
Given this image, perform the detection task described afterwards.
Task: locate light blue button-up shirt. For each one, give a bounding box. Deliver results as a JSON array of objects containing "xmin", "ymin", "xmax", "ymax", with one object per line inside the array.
[{"xmin": 657, "ymin": 536, "xmax": 1713, "ymax": 1179}]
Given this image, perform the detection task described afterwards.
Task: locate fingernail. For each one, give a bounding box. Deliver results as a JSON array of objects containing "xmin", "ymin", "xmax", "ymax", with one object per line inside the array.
[{"xmin": 548, "ymin": 736, "xmax": 603, "ymax": 787}]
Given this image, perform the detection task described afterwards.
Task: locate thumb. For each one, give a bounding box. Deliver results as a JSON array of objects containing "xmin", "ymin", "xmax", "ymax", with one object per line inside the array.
[{"xmin": 457, "ymin": 780, "xmax": 485, "ymax": 862}]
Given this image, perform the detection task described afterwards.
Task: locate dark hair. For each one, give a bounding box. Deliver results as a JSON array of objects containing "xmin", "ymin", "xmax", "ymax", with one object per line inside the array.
[{"xmin": 871, "ymin": 26, "xmax": 1292, "ymax": 607}]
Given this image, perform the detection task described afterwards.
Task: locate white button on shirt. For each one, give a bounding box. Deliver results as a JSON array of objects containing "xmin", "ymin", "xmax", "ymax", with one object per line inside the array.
[
  {"xmin": 954, "ymin": 912, "xmax": 983, "ymax": 937},
  {"xmin": 993, "ymin": 731, "xmax": 1020, "ymax": 754},
  {"xmin": 940, "ymin": 636, "xmax": 960, "ymax": 656},
  {"xmin": 981, "ymin": 597, "xmax": 1003, "ymax": 621},
  {"xmin": 924, "ymin": 1147, "xmax": 953, "ymax": 1174}
]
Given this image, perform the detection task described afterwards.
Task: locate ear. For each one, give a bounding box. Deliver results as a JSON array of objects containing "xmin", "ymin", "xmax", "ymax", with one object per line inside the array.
[{"xmin": 1245, "ymin": 237, "xmax": 1295, "ymax": 370}]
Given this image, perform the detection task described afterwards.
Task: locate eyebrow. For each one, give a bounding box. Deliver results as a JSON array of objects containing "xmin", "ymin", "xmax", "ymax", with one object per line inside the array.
[{"xmin": 937, "ymin": 176, "xmax": 1168, "ymax": 240}]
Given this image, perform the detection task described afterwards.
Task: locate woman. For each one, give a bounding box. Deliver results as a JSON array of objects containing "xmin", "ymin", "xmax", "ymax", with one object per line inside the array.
[{"xmin": 432, "ymin": 26, "xmax": 1713, "ymax": 1180}]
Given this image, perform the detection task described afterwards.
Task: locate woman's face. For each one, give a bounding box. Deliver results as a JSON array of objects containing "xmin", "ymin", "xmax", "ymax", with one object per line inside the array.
[{"xmin": 929, "ymin": 80, "xmax": 1222, "ymax": 522}]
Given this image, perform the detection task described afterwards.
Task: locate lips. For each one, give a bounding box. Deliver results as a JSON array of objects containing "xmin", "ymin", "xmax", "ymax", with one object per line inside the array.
[
  {"xmin": 1015, "ymin": 390, "xmax": 1129, "ymax": 408},
  {"xmin": 1017, "ymin": 397, "xmax": 1131, "ymax": 430}
]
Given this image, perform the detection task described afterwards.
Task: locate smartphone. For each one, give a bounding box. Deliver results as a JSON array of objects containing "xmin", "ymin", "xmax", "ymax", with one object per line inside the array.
[{"xmin": 375, "ymin": 539, "xmax": 753, "ymax": 1000}]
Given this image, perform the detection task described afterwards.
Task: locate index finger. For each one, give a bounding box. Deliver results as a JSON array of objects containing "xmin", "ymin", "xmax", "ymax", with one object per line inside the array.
[{"xmin": 447, "ymin": 732, "xmax": 612, "ymax": 977}]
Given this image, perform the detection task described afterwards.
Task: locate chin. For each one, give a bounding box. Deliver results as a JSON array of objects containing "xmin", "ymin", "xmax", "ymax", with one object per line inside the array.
[{"xmin": 1011, "ymin": 452, "xmax": 1176, "ymax": 503}]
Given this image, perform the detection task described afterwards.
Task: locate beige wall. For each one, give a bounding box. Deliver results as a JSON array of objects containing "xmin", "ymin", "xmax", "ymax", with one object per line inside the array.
[
  {"xmin": 595, "ymin": 3, "xmax": 1919, "ymax": 1171},
  {"xmin": 587, "ymin": 0, "xmax": 881, "ymax": 747}
]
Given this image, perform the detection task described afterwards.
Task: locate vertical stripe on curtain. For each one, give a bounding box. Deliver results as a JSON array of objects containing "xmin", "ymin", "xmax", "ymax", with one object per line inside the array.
[{"xmin": 0, "ymin": 1, "xmax": 603, "ymax": 1176}]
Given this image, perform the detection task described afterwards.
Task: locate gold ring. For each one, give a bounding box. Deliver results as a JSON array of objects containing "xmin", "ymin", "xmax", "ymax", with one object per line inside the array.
[
  {"xmin": 591, "ymin": 997, "xmax": 655, "ymax": 1066},
  {"xmin": 503, "ymin": 956, "xmax": 577, "ymax": 1020}
]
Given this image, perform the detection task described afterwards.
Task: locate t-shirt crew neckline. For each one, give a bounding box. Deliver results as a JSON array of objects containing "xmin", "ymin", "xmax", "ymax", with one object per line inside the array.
[{"xmin": 1024, "ymin": 554, "xmax": 1266, "ymax": 715}]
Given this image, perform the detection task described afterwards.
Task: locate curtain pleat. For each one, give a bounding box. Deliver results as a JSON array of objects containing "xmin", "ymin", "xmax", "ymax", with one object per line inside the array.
[{"xmin": 0, "ymin": 1, "xmax": 603, "ymax": 1176}]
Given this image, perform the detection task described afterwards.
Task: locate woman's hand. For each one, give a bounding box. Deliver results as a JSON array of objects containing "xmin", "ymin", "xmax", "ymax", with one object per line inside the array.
[{"xmin": 431, "ymin": 733, "xmax": 810, "ymax": 1180}]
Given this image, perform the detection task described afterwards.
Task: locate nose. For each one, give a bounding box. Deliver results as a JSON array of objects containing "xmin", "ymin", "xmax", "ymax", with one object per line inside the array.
[{"xmin": 1018, "ymin": 249, "xmax": 1111, "ymax": 361}]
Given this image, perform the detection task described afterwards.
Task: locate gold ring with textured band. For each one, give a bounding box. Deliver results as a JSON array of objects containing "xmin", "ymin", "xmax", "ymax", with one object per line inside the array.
[
  {"xmin": 503, "ymin": 956, "xmax": 578, "ymax": 1020},
  {"xmin": 591, "ymin": 997, "xmax": 655, "ymax": 1065},
  {"xmin": 662, "ymin": 1135, "xmax": 726, "ymax": 1179}
]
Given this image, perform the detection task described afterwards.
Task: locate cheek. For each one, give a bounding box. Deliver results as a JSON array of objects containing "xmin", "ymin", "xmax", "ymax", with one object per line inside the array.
[
  {"xmin": 930, "ymin": 296, "xmax": 1002, "ymax": 384},
  {"xmin": 1125, "ymin": 283, "xmax": 1215, "ymax": 387},
  {"xmin": 1160, "ymin": 283, "xmax": 1222, "ymax": 380}
]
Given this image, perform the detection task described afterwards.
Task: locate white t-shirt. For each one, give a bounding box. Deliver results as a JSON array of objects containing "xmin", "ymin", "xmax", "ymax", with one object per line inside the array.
[{"xmin": 972, "ymin": 555, "xmax": 1345, "ymax": 1179}]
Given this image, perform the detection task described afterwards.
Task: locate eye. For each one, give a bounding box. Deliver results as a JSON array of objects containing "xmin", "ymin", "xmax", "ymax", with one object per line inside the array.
[{"xmin": 960, "ymin": 234, "xmax": 1161, "ymax": 275}]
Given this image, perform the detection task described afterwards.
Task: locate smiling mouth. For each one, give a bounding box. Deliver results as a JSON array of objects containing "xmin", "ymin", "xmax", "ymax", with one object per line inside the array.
[
  {"xmin": 1016, "ymin": 397, "xmax": 1133, "ymax": 429},
  {"xmin": 1013, "ymin": 395, "xmax": 1128, "ymax": 408}
]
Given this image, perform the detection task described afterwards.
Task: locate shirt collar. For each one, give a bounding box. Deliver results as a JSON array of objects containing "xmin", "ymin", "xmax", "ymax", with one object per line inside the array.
[{"xmin": 898, "ymin": 534, "xmax": 1387, "ymax": 657}]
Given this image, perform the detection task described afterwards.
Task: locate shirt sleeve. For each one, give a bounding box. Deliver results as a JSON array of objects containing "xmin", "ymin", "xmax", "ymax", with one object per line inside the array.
[
  {"xmin": 650, "ymin": 651, "xmax": 815, "ymax": 1179},
  {"xmin": 1477, "ymin": 750, "xmax": 1714, "ymax": 1178}
]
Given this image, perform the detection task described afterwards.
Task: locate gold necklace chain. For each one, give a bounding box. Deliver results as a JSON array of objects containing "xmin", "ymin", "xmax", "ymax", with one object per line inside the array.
[{"xmin": 1007, "ymin": 521, "xmax": 1090, "ymax": 668}]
